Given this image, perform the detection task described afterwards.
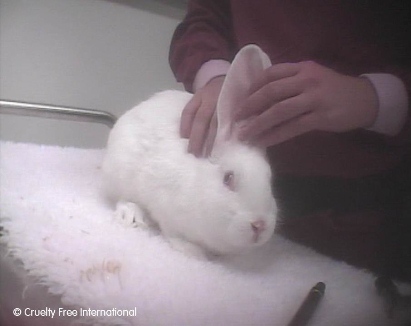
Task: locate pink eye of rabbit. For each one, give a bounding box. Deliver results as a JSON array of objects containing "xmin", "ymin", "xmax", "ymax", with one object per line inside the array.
[{"xmin": 223, "ymin": 171, "xmax": 235, "ymax": 190}]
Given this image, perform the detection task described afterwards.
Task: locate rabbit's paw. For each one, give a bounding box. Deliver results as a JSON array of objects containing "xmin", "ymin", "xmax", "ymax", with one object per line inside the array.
[{"xmin": 114, "ymin": 201, "xmax": 147, "ymax": 228}]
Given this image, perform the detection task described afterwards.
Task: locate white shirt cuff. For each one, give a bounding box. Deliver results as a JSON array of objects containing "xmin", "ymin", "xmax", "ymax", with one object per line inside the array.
[
  {"xmin": 193, "ymin": 59, "xmax": 231, "ymax": 92},
  {"xmin": 362, "ymin": 73, "xmax": 409, "ymax": 136}
]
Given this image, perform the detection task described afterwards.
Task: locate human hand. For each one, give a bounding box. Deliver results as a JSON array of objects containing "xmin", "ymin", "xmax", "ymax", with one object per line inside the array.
[
  {"xmin": 180, "ymin": 76, "xmax": 225, "ymax": 157},
  {"xmin": 236, "ymin": 61, "xmax": 378, "ymax": 147}
]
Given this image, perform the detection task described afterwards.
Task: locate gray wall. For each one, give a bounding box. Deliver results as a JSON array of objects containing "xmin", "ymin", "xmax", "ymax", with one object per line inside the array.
[{"xmin": 0, "ymin": 0, "xmax": 186, "ymax": 148}]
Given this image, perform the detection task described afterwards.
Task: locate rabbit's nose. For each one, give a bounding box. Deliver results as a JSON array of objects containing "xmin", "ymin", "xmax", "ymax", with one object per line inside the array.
[{"xmin": 251, "ymin": 219, "xmax": 266, "ymax": 243}]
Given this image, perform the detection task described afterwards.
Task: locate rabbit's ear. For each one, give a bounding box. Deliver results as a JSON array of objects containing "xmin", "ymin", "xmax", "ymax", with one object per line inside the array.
[{"xmin": 214, "ymin": 44, "xmax": 271, "ymax": 144}]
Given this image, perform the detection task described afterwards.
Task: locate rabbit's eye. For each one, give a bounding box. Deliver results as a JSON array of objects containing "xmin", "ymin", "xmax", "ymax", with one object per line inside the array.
[{"xmin": 223, "ymin": 171, "xmax": 235, "ymax": 190}]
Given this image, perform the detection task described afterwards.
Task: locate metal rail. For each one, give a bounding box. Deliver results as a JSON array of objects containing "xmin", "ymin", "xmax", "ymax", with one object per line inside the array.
[{"xmin": 0, "ymin": 100, "xmax": 117, "ymax": 128}]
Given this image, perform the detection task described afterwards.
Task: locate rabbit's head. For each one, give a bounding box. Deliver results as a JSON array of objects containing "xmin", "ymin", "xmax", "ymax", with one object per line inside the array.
[{"xmin": 193, "ymin": 45, "xmax": 277, "ymax": 254}]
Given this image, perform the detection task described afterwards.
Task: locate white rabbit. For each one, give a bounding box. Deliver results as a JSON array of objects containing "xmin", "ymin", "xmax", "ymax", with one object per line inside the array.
[{"xmin": 102, "ymin": 45, "xmax": 277, "ymax": 258}]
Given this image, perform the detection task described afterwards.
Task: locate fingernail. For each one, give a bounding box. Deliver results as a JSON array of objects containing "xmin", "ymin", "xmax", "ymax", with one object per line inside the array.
[
  {"xmin": 187, "ymin": 145, "xmax": 195, "ymax": 156},
  {"xmin": 180, "ymin": 129, "xmax": 189, "ymax": 138},
  {"xmin": 194, "ymin": 148, "xmax": 202, "ymax": 158}
]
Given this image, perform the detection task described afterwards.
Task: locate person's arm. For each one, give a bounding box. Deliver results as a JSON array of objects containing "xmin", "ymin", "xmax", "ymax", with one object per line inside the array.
[
  {"xmin": 235, "ymin": 62, "xmax": 410, "ymax": 148},
  {"xmin": 169, "ymin": 0, "xmax": 234, "ymax": 93},
  {"xmin": 169, "ymin": 0, "xmax": 235, "ymax": 156}
]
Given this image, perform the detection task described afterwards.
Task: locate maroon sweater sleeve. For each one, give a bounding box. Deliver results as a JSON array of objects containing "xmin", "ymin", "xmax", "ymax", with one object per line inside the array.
[
  {"xmin": 169, "ymin": 0, "xmax": 235, "ymax": 92},
  {"xmin": 170, "ymin": 1, "xmax": 411, "ymax": 177}
]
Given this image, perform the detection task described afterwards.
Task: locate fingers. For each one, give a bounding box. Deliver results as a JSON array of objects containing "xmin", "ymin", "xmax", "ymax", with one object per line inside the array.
[
  {"xmin": 237, "ymin": 78, "xmax": 303, "ymax": 121},
  {"xmin": 187, "ymin": 98, "xmax": 216, "ymax": 157},
  {"xmin": 249, "ymin": 62, "xmax": 300, "ymax": 94},
  {"xmin": 238, "ymin": 95, "xmax": 313, "ymax": 141},
  {"xmin": 203, "ymin": 112, "xmax": 218, "ymax": 157},
  {"xmin": 253, "ymin": 113, "xmax": 317, "ymax": 147},
  {"xmin": 233, "ymin": 60, "xmax": 379, "ymax": 148},
  {"xmin": 236, "ymin": 63, "xmax": 301, "ymax": 121},
  {"xmin": 180, "ymin": 95, "xmax": 201, "ymax": 138},
  {"xmin": 234, "ymin": 61, "xmax": 324, "ymax": 147},
  {"xmin": 180, "ymin": 76, "xmax": 224, "ymax": 157},
  {"xmin": 179, "ymin": 91, "xmax": 217, "ymax": 157}
]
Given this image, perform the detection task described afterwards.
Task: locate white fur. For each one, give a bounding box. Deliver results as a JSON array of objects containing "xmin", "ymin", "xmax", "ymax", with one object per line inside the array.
[
  {"xmin": 1, "ymin": 141, "xmax": 410, "ymax": 326},
  {"xmin": 102, "ymin": 90, "xmax": 276, "ymax": 256},
  {"xmin": 102, "ymin": 45, "xmax": 277, "ymax": 257}
]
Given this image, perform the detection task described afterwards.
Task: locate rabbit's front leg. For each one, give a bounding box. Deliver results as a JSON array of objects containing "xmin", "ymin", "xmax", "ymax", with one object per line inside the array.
[{"xmin": 114, "ymin": 201, "xmax": 148, "ymax": 228}]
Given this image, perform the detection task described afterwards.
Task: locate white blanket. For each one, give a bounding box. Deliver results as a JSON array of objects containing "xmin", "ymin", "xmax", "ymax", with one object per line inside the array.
[{"xmin": 0, "ymin": 141, "xmax": 409, "ymax": 326}]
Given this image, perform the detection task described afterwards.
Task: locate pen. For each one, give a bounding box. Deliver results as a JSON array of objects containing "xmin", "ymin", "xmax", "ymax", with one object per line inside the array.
[{"xmin": 287, "ymin": 282, "xmax": 326, "ymax": 326}]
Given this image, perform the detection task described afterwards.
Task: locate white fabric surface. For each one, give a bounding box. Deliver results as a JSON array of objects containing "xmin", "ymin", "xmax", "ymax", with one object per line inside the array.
[{"xmin": 1, "ymin": 141, "xmax": 409, "ymax": 326}]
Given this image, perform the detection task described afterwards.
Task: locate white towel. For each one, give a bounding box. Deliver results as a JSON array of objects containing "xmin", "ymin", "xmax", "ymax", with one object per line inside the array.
[{"xmin": 1, "ymin": 141, "xmax": 409, "ymax": 326}]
